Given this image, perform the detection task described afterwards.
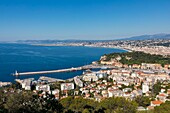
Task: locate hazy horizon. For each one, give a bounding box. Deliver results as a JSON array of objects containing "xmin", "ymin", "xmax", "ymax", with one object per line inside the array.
[{"xmin": 0, "ymin": 32, "xmax": 170, "ymax": 42}]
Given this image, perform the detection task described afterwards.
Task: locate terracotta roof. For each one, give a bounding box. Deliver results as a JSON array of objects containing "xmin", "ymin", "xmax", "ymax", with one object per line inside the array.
[
  {"xmin": 39, "ymin": 94, "xmax": 43, "ymax": 97},
  {"xmin": 151, "ymin": 100, "xmax": 162, "ymax": 105},
  {"xmin": 159, "ymin": 94, "xmax": 166, "ymax": 97}
]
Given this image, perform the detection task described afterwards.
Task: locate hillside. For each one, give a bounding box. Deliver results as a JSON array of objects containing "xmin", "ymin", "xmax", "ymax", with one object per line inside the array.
[
  {"xmin": 102, "ymin": 51, "xmax": 170, "ymax": 66},
  {"xmin": 121, "ymin": 33, "xmax": 170, "ymax": 40}
]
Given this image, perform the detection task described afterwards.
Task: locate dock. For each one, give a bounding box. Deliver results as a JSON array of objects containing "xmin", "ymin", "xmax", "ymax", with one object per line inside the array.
[
  {"xmin": 12, "ymin": 65, "xmax": 117, "ymax": 76},
  {"xmin": 13, "ymin": 67, "xmax": 83, "ymax": 76}
]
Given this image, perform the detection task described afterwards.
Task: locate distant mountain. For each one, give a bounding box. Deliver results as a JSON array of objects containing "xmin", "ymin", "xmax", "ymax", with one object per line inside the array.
[
  {"xmin": 121, "ymin": 33, "xmax": 170, "ymax": 40},
  {"xmin": 15, "ymin": 33, "xmax": 170, "ymax": 44}
]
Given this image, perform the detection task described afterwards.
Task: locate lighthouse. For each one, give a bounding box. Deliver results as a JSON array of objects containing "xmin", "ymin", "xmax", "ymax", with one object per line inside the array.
[{"xmin": 14, "ymin": 70, "xmax": 19, "ymax": 76}]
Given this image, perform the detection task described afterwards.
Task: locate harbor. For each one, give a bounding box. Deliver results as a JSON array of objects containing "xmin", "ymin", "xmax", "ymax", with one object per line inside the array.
[
  {"xmin": 12, "ymin": 64, "xmax": 114, "ymax": 76},
  {"xmin": 13, "ymin": 67, "xmax": 83, "ymax": 76}
]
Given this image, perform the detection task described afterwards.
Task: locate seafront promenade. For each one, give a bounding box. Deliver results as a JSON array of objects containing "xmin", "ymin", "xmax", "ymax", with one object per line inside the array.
[{"xmin": 13, "ymin": 64, "xmax": 114, "ymax": 76}]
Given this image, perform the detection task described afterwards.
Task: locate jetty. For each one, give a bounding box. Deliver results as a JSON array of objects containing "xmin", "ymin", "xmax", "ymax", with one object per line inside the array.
[
  {"xmin": 13, "ymin": 64, "xmax": 114, "ymax": 76},
  {"xmin": 13, "ymin": 67, "xmax": 83, "ymax": 76},
  {"xmin": 13, "ymin": 65, "xmax": 117, "ymax": 76}
]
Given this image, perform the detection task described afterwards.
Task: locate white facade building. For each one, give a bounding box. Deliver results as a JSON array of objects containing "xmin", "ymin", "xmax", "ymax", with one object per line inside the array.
[
  {"xmin": 74, "ymin": 76, "xmax": 83, "ymax": 87},
  {"xmin": 61, "ymin": 83, "xmax": 74, "ymax": 91},
  {"xmin": 142, "ymin": 83, "xmax": 149, "ymax": 93},
  {"xmin": 36, "ymin": 84, "xmax": 50, "ymax": 91}
]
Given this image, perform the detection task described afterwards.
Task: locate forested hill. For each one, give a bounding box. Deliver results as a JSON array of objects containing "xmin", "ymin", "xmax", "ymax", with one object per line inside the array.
[{"xmin": 103, "ymin": 51, "xmax": 170, "ymax": 65}]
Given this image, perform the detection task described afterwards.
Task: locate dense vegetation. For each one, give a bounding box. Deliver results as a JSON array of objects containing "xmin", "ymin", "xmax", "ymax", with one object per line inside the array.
[
  {"xmin": 1, "ymin": 88, "xmax": 170, "ymax": 113},
  {"xmin": 0, "ymin": 91, "xmax": 63, "ymax": 113},
  {"xmin": 104, "ymin": 51, "xmax": 170, "ymax": 66},
  {"xmin": 138, "ymin": 101, "xmax": 170, "ymax": 113},
  {"xmin": 0, "ymin": 87, "xmax": 138, "ymax": 113},
  {"xmin": 60, "ymin": 96, "xmax": 137, "ymax": 113},
  {"xmin": 1, "ymin": 81, "xmax": 170, "ymax": 113},
  {"xmin": 134, "ymin": 96, "xmax": 150, "ymax": 108},
  {"xmin": 154, "ymin": 101, "xmax": 170, "ymax": 113}
]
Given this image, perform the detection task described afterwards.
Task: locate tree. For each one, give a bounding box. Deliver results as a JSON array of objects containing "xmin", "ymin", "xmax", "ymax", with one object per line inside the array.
[
  {"xmin": 60, "ymin": 96, "xmax": 74, "ymax": 110},
  {"xmin": 134, "ymin": 96, "xmax": 150, "ymax": 108},
  {"xmin": 103, "ymin": 51, "xmax": 170, "ymax": 66},
  {"xmin": 3, "ymin": 91, "xmax": 63, "ymax": 113},
  {"xmin": 82, "ymin": 109, "xmax": 90, "ymax": 113},
  {"xmin": 9, "ymin": 82, "xmax": 22, "ymax": 89},
  {"xmin": 0, "ymin": 91, "xmax": 7, "ymax": 113},
  {"xmin": 97, "ymin": 97, "xmax": 138, "ymax": 113},
  {"xmin": 4, "ymin": 91, "xmax": 34, "ymax": 113},
  {"xmin": 153, "ymin": 81, "xmax": 162, "ymax": 95},
  {"xmin": 68, "ymin": 97, "xmax": 90, "ymax": 112},
  {"xmin": 154, "ymin": 101, "xmax": 170, "ymax": 113},
  {"xmin": 60, "ymin": 96, "xmax": 98, "ymax": 113},
  {"xmin": 31, "ymin": 93, "xmax": 63, "ymax": 113}
]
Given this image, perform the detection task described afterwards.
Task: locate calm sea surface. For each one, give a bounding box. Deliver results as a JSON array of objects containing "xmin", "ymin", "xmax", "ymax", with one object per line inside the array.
[{"xmin": 0, "ymin": 43, "xmax": 126, "ymax": 82}]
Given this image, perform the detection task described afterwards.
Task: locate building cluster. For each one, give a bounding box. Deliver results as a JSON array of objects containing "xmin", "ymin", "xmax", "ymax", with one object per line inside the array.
[
  {"xmin": 1, "ymin": 62, "xmax": 170, "ymax": 111},
  {"xmin": 0, "ymin": 61, "xmax": 166, "ymax": 110},
  {"xmin": 38, "ymin": 39, "xmax": 170, "ymax": 56},
  {"xmin": 124, "ymin": 46, "xmax": 170, "ymax": 56},
  {"xmin": 63, "ymin": 67, "xmax": 170, "ymax": 111},
  {"xmin": 15, "ymin": 76, "xmax": 61, "ymax": 99},
  {"xmin": 0, "ymin": 81, "xmax": 11, "ymax": 87},
  {"xmin": 100, "ymin": 55, "xmax": 170, "ymax": 70},
  {"xmin": 1, "ymin": 51, "xmax": 170, "ymax": 111}
]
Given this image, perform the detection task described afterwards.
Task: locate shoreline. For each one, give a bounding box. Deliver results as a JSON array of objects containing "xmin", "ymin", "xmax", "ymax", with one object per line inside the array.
[{"xmin": 31, "ymin": 43, "xmax": 131, "ymax": 52}]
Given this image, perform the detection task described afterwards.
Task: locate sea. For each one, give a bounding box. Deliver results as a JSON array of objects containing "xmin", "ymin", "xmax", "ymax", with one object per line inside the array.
[{"xmin": 0, "ymin": 43, "xmax": 126, "ymax": 82}]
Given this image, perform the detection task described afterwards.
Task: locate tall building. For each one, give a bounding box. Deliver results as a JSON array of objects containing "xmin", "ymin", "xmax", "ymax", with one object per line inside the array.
[{"xmin": 142, "ymin": 82, "xmax": 149, "ymax": 93}]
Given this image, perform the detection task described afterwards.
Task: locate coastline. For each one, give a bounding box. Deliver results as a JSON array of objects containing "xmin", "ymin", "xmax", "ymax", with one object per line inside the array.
[{"xmin": 31, "ymin": 43, "xmax": 131, "ymax": 52}]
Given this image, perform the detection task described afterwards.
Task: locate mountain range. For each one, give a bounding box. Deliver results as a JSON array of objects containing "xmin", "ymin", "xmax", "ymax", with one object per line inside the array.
[
  {"xmin": 121, "ymin": 33, "xmax": 170, "ymax": 40},
  {"xmin": 15, "ymin": 33, "xmax": 170, "ymax": 44}
]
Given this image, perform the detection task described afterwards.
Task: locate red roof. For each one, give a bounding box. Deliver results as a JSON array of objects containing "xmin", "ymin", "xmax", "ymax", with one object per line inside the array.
[
  {"xmin": 159, "ymin": 94, "xmax": 166, "ymax": 97},
  {"xmin": 151, "ymin": 100, "xmax": 162, "ymax": 105}
]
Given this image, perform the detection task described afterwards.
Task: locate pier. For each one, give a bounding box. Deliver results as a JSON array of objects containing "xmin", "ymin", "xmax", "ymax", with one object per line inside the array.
[
  {"xmin": 13, "ymin": 67, "xmax": 83, "ymax": 76},
  {"xmin": 13, "ymin": 65, "xmax": 117, "ymax": 76}
]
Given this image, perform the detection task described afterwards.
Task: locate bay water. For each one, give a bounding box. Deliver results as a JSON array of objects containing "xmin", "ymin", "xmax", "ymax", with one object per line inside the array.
[{"xmin": 0, "ymin": 43, "xmax": 126, "ymax": 82}]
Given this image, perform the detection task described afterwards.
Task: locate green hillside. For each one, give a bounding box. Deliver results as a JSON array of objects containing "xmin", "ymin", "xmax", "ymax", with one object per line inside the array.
[{"xmin": 103, "ymin": 51, "xmax": 170, "ymax": 66}]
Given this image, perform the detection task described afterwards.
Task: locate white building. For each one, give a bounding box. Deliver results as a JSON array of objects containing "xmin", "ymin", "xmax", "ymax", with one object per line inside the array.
[
  {"xmin": 131, "ymin": 73, "xmax": 139, "ymax": 77},
  {"xmin": 36, "ymin": 84, "xmax": 50, "ymax": 91},
  {"xmin": 52, "ymin": 89, "xmax": 60, "ymax": 95},
  {"xmin": 117, "ymin": 81, "xmax": 130, "ymax": 86},
  {"xmin": 83, "ymin": 74, "xmax": 98, "ymax": 82},
  {"xmin": 142, "ymin": 83, "xmax": 149, "ymax": 93},
  {"xmin": 0, "ymin": 82, "xmax": 11, "ymax": 87},
  {"xmin": 52, "ymin": 89, "xmax": 60, "ymax": 99},
  {"xmin": 16, "ymin": 78, "xmax": 34, "ymax": 90},
  {"xmin": 96, "ymin": 72, "xmax": 107, "ymax": 78},
  {"xmin": 74, "ymin": 76, "xmax": 83, "ymax": 87},
  {"xmin": 61, "ymin": 83, "xmax": 74, "ymax": 91}
]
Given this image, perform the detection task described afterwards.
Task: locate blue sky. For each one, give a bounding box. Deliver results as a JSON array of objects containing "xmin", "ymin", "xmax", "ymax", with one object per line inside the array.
[{"xmin": 0, "ymin": 0, "xmax": 170, "ymax": 41}]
